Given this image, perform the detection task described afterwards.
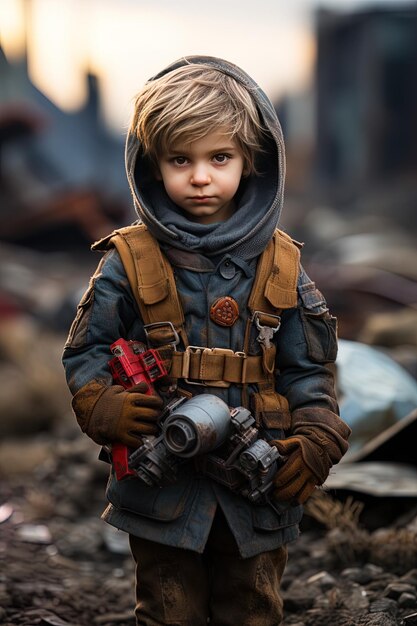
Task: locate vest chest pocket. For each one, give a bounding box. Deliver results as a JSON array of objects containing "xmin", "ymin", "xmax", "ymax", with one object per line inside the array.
[
  {"xmin": 301, "ymin": 310, "xmax": 338, "ymax": 364},
  {"xmin": 298, "ymin": 280, "xmax": 338, "ymax": 364}
]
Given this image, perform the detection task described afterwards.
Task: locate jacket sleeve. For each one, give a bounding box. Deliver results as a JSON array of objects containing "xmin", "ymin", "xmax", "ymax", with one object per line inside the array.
[
  {"xmin": 274, "ymin": 265, "xmax": 350, "ymax": 465},
  {"xmin": 275, "ymin": 266, "xmax": 339, "ymax": 415},
  {"xmin": 62, "ymin": 249, "xmax": 143, "ymax": 395}
]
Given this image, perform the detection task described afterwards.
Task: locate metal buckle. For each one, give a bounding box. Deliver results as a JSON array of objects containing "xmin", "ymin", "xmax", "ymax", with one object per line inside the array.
[
  {"xmin": 143, "ymin": 321, "xmax": 180, "ymax": 349},
  {"xmin": 181, "ymin": 346, "xmax": 246, "ymax": 388},
  {"xmin": 251, "ymin": 311, "xmax": 281, "ymax": 332},
  {"xmin": 251, "ymin": 311, "xmax": 281, "ymax": 349}
]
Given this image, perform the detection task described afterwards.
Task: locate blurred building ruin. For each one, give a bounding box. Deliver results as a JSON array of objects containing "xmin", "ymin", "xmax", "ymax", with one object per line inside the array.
[
  {"xmin": 0, "ymin": 45, "xmax": 130, "ymax": 252},
  {"xmin": 281, "ymin": 5, "xmax": 417, "ymax": 228},
  {"xmin": 315, "ymin": 5, "xmax": 417, "ymax": 227}
]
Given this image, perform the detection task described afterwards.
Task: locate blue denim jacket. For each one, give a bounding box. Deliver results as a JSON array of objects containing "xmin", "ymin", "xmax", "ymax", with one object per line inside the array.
[{"xmin": 63, "ymin": 246, "xmax": 338, "ymax": 557}]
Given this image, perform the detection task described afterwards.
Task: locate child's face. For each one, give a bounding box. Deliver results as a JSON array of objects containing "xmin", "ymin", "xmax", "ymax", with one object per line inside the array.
[{"xmin": 157, "ymin": 130, "xmax": 245, "ymax": 224}]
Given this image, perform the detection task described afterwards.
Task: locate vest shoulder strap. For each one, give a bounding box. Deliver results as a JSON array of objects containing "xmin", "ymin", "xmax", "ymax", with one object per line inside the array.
[
  {"xmin": 248, "ymin": 228, "xmax": 300, "ymax": 315},
  {"xmin": 92, "ymin": 224, "xmax": 185, "ymax": 330},
  {"xmin": 93, "ymin": 225, "xmax": 300, "ymax": 325}
]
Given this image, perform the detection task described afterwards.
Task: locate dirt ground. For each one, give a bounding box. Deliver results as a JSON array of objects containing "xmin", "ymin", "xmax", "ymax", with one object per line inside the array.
[{"xmin": 1, "ymin": 433, "xmax": 417, "ymax": 626}]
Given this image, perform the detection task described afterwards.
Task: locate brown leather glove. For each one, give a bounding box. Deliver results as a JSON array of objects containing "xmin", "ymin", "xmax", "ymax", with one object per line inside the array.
[
  {"xmin": 72, "ymin": 380, "xmax": 164, "ymax": 448},
  {"xmin": 270, "ymin": 407, "xmax": 351, "ymax": 504}
]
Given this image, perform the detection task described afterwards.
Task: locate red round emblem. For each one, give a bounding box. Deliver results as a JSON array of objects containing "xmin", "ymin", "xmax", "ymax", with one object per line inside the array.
[{"xmin": 210, "ymin": 296, "xmax": 239, "ymax": 327}]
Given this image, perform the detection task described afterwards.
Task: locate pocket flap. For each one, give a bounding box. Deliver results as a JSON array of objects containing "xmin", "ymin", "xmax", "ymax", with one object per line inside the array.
[{"xmin": 252, "ymin": 501, "xmax": 301, "ymax": 530}]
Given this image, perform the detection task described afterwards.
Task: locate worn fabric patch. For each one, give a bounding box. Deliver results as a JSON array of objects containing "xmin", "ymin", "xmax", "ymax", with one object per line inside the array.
[
  {"xmin": 159, "ymin": 563, "xmax": 188, "ymax": 623},
  {"xmin": 64, "ymin": 283, "xmax": 95, "ymax": 350},
  {"xmin": 298, "ymin": 280, "xmax": 328, "ymax": 315},
  {"xmin": 64, "ymin": 255, "xmax": 107, "ymax": 350}
]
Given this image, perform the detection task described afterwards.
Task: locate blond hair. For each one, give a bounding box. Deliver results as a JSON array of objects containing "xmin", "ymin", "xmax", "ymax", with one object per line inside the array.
[{"xmin": 130, "ymin": 64, "xmax": 265, "ymax": 174}]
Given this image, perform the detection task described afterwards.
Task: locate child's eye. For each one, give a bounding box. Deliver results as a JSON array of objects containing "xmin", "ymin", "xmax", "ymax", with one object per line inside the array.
[
  {"xmin": 172, "ymin": 156, "xmax": 188, "ymax": 166},
  {"xmin": 213, "ymin": 154, "xmax": 230, "ymax": 164}
]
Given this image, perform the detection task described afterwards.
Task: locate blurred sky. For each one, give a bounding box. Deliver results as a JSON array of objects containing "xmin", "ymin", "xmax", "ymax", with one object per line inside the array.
[{"xmin": 0, "ymin": 0, "xmax": 414, "ymax": 133}]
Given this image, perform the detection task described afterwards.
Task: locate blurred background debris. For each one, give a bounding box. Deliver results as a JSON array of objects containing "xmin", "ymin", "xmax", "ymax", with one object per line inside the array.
[{"xmin": 0, "ymin": 1, "xmax": 416, "ymax": 625}]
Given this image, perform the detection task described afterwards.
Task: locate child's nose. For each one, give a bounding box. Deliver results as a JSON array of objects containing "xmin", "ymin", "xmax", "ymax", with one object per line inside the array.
[{"xmin": 190, "ymin": 164, "xmax": 211, "ymax": 186}]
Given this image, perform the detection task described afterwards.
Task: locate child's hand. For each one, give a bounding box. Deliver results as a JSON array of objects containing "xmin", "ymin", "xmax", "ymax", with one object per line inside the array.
[
  {"xmin": 270, "ymin": 436, "xmax": 321, "ymax": 504},
  {"xmin": 71, "ymin": 380, "xmax": 164, "ymax": 448},
  {"xmin": 270, "ymin": 407, "xmax": 351, "ymax": 504}
]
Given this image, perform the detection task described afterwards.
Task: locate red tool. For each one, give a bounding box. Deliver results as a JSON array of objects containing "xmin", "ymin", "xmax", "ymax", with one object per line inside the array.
[{"xmin": 108, "ymin": 338, "xmax": 167, "ymax": 479}]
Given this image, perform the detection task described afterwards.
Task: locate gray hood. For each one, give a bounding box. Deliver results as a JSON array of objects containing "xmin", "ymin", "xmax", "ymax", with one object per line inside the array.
[{"xmin": 125, "ymin": 55, "xmax": 286, "ymax": 261}]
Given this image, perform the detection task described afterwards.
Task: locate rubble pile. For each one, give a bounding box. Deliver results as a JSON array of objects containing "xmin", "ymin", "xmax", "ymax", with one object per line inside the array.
[
  {"xmin": 0, "ymin": 437, "xmax": 136, "ymax": 626},
  {"xmin": 283, "ymin": 493, "xmax": 417, "ymax": 625}
]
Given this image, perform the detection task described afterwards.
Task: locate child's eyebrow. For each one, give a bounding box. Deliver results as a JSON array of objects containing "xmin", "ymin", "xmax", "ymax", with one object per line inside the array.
[
  {"xmin": 211, "ymin": 146, "xmax": 237, "ymax": 153},
  {"xmin": 167, "ymin": 145, "xmax": 238, "ymax": 155},
  {"xmin": 166, "ymin": 147, "xmax": 189, "ymax": 156}
]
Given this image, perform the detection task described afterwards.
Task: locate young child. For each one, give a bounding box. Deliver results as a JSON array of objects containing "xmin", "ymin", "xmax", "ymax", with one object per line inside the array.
[{"xmin": 63, "ymin": 56, "xmax": 351, "ymax": 626}]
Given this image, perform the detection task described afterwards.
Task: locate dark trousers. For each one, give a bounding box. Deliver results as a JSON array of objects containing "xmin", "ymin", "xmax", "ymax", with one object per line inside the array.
[{"xmin": 129, "ymin": 509, "xmax": 288, "ymax": 626}]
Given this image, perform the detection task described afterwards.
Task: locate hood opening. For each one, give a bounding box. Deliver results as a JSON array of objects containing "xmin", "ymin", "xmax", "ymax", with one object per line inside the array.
[{"xmin": 125, "ymin": 56, "xmax": 285, "ymax": 261}]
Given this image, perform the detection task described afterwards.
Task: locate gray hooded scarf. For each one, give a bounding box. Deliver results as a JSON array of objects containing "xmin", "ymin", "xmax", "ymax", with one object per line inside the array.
[{"xmin": 125, "ymin": 56, "xmax": 286, "ymax": 262}]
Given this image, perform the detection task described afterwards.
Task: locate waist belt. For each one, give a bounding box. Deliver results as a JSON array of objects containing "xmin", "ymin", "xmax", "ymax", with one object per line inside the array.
[{"xmin": 170, "ymin": 347, "xmax": 269, "ymax": 388}]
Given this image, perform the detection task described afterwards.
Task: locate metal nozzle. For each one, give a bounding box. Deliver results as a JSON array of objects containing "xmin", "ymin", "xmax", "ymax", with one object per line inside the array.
[
  {"xmin": 162, "ymin": 394, "xmax": 231, "ymax": 458},
  {"xmin": 164, "ymin": 420, "xmax": 197, "ymax": 454}
]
